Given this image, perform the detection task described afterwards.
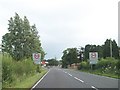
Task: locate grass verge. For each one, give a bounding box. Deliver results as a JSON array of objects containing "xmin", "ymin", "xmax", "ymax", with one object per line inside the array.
[
  {"xmin": 12, "ymin": 69, "xmax": 47, "ymax": 88},
  {"xmin": 79, "ymin": 69, "xmax": 119, "ymax": 79},
  {"xmin": 2, "ymin": 68, "xmax": 47, "ymax": 89}
]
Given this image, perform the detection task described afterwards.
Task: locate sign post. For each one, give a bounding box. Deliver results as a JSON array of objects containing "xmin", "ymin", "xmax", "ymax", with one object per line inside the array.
[
  {"xmin": 89, "ymin": 52, "xmax": 98, "ymax": 70},
  {"xmin": 32, "ymin": 53, "xmax": 41, "ymax": 64}
]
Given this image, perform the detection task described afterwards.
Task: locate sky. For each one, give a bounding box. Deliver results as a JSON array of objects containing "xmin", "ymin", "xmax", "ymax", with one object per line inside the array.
[{"xmin": 0, "ymin": 0, "xmax": 119, "ymax": 60}]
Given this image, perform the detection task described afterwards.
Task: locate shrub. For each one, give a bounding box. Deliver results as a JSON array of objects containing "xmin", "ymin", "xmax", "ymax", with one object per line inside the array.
[
  {"xmin": 2, "ymin": 54, "xmax": 13, "ymax": 85},
  {"xmin": 78, "ymin": 61, "xmax": 90, "ymax": 70},
  {"xmin": 95, "ymin": 58, "xmax": 118, "ymax": 74},
  {"xmin": 2, "ymin": 53, "xmax": 41, "ymax": 87}
]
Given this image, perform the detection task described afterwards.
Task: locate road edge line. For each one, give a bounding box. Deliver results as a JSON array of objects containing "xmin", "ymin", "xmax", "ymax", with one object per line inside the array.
[{"xmin": 31, "ymin": 69, "xmax": 50, "ymax": 89}]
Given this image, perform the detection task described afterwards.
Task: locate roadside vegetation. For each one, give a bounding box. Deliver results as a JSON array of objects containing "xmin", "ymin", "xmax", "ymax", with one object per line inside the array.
[
  {"xmin": 2, "ymin": 53, "xmax": 47, "ymax": 88},
  {"xmin": 1, "ymin": 13, "xmax": 46, "ymax": 88},
  {"xmin": 61, "ymin": 39, "xmax": 120, "ymax": 79},
  {"xmin": 78, "ymin": 58, "xmax": 120, "ymax": 79}
]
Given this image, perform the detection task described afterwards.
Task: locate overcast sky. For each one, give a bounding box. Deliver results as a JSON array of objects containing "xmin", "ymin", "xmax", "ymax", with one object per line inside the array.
[{"xmin": 0, "ymin": 0, "xmax": 119, "ymax": 59}]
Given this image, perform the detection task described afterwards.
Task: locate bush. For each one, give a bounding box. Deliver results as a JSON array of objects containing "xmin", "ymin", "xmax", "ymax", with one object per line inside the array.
[
  {"xmin": 2, "ymin": 53, "xmax": 41, "ymax": 87},
  {"xmin": 95, "ymin": 58, "xmax": 119, "ymax": 74},
  {"xmin": 2, "ymin": 54, "xmax": 14, "ymax": 86},
  {"xmin": 78, "ymin": 61, "xmax": 90, "ymax": 70}
]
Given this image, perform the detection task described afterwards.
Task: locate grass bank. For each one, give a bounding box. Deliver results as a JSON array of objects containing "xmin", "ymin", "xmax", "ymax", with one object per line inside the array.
[
  {"xmin": 78, "ymin": 58, "xmax": 120, "ymax": 79},
  {"xmin": 12, "ymin": 69, "xmax": 47, "ymax": 88},
  {"xmin": 79, "ymin": 69, "xmax": 119, "ymax": 79},
  {"xmin": 2, "ymin": 53, "xmax": 47, "ymax": 88}
]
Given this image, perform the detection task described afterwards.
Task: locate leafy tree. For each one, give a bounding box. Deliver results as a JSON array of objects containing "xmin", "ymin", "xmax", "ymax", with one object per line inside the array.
[
  {"xmin": 103, "ymin": 39, "xmax": 119, "ymax": 59},
  {"xmin": 47, "ymin": 58, "xmax": 59, "ymax": 66},
  {"xmin": 112, "ymin": 40, "xmax": 119, "ymax": 59},
  {"xmin": 61, "ymin": 48, "xmax": 79, "ymax": 68},
  {"xmin": 103, "ymin": 39, "xmax": 111, "ymax": 58},
  {"xmin": 84, "ymin": 44, "xmax": 91, "ymax": 59},
  {"xmin": 2, "ymin": 13, "xmax": 44, "ymax": 60},
  {"xmin": 96, "ymin": 45, "xmax": 103, "ymax": 59}
]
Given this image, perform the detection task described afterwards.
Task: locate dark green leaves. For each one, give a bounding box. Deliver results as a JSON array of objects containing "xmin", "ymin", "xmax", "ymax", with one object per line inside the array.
[{"xmin": 2, "ymin": 13, "xmax": 45, "ymax": 60}]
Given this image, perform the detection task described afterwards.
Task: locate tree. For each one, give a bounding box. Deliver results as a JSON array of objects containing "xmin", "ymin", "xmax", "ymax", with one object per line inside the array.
[
  {"xmin": 103, "ymin": 39, "xmax": 119, "ymax": 59},
  {"xmin": 84, "ymin": 44, "xmax": 91, "ymax": 59},
  {"xmin": 103, "ymin": 39, "xmax": 111, "ymax": 58},
  {"xmin": 96, "ymin": 45, "xmax": 103, "ymax": 59},
  {"xmin": 61, "ymin": 48, "xmax": 79, "ymax": 68},
  {"xmin": 112, "ymin": 40, "xmax": 119, "ymax": 59},
  {"xmin": 47, "ymin": 58, "xmax": 59, "ymax": 66},
  {"xmin": 2, "ymin": 13, "xmax": 44, "ymax": 60}
]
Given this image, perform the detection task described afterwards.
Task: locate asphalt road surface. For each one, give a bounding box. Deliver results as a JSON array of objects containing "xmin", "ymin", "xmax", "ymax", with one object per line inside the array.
[{"xmin": 32, "ymin": 67, "xmax": 119, "ymax": 89}]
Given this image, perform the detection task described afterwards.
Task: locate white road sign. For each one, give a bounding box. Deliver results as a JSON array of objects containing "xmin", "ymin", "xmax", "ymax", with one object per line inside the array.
[
  {"xmin": 32, "ymin": 53, "xmax": 41, "ymax": 64},
  {"xmin": 89, "ymin": 52, "xmax": 98, "ymax": 64}
]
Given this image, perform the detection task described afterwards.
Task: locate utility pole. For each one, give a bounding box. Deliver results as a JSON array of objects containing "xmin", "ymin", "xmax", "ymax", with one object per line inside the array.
[{"xmin": 110, "ymin": 39, "xmax": 112, "ymax": 58}]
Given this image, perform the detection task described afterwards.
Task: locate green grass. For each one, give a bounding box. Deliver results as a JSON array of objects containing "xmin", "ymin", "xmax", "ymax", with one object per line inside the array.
[
  {"xmin": 2, "ymin": 53, "xmax": 48, "ymax": 89},
  {"xmin": 13, "ymin": 69, "xmax": 47, "ymax": 88},
  {"xmin": 4, "ymin": 69, "xmax": 47, "ymax": 88},
  {"xmin": 79, "ymin": 69, "xmax": 119, "ymax": 79}
]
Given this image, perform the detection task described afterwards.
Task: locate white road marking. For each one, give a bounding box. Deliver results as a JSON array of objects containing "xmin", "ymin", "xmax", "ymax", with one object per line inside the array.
[
  {"xmin": 91, "ymin": 86, "xmax": 98, "ymax": 90},
  {"xmin": 78, "ymin": 79, "xmax": 84, "ymax": 83},
  {"xmin": 64, "ymin": 72, "xmax": 67, "ymax": 73},
  {"xmin": 31, "ymin": 69, "xmax": 50, "ymax": 89},
  {"xmin": 74, "ymin": 77, "xmax": 84, "ymax": 83},
  {"xmin": 68, "ymin": 73, "xmax": 72, "ymax": 77}
]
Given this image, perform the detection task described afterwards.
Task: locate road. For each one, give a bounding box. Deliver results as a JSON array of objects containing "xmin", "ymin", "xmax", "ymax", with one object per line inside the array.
[{"xmin": 32, "ymin": 67, "xmax": 119, "ymax": 90}]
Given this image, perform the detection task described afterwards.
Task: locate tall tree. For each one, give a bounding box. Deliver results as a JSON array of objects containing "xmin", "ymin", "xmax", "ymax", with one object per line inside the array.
[
  {"xmin": 2, "ymin": 13, "xmax": 44, "ymax": 60},
  {"xmin": 103, "ymin": 39, "xmax": 119, "ymax": 59},
  {"xmin": 112, "ymin": 40, "xmax": 119, "ymax": 58},
  {"xmin": 103, "ymin": 39, "xmax": 111, "ymax": 58}
]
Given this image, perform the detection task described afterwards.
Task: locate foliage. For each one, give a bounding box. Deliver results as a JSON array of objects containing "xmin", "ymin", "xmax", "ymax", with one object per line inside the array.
[
  {"xmin": 2, "ymin": 13, "xmax": 45, "ymax": 60},
  {"xmin": 78, "ymin": 61, "xmax": 90, "ymax": 70},
  {"xmin": 84, "ymin": 39, "xmax": 119, "ymax": 59},
  {"xmin": 2, "ymin": 53, "xmax": 41, "ymax": 88},
  {"xmin": 103, "ymin": 39, "xmax": 119, "ymax": 58},
  {"xmin": 61, "ymin": 48, "xmax": 79, "ymax": 68},
  {"xmin": 78, "ymin": 57, "xmax": 119, "ymax": 78},
  {"xmin": 95, "ymin": 58, "xmax": 119, "ymax": 74},
  {"xmin": 47, "ymin": 58, "xmax": 59, "ymax": 66}
]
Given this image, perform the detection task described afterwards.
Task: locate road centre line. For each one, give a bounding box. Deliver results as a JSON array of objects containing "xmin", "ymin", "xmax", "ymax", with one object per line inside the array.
[
  {"xmin": 68, "ymin": 73, "xmax": 72, "ymax": 77},
  {"xmin": 74, "ymin": 77, "xmax": 84, "ymax": 83},
  {"xmin": 63, "ymin": 70, "xmax": 98, "ymax": 89},
  {"xmin": 31, "ymin": 69, "xmax": 50, "ymax": 89},
  {"xmin": 63, "ymin": 71, "xmax": 84, "ymax": 83},
  {"xmin": 91, "ymin": 86, "xmax": 98, "ymax": 90}
]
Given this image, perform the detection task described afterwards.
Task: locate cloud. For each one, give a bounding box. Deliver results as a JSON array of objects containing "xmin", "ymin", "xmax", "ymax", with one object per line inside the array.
[{"xmin": 0, "ymin": 0, "xmax": 119, "ymax": 59}]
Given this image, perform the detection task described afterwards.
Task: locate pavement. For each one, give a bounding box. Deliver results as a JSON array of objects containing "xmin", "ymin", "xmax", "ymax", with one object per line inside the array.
[{"xmin": 32, "ymin": 66, "xmax": 119, "ymax": 90}]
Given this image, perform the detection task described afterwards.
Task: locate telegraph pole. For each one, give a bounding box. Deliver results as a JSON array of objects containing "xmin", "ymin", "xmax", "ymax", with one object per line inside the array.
[{"xmin": 110, "ymin": 39, "xmax": 112, "ymax": 58}]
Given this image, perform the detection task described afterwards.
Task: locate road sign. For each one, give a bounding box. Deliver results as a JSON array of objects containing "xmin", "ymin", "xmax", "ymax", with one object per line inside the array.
[
  {"xmin": 32, "ymin": 53, "xmax": 41, "ymax": 64},
  {"xmin": 89, "ymin": 52, "xmax": 98, "ymax": 64}
]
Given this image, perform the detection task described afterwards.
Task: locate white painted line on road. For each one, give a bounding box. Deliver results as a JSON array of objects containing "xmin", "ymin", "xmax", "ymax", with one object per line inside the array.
[
  {"xmin": 91, "ymin": 86, "xmax": 98, "ymax": 90},
  {"xmin": 64, "ymin": 71, "xmax": 67, "ymax": 73},
  {"xmin": 74, "ymin": 77, "xmax": 79, "ymax": 80},
  {"xmin": 78, "ymin": 79, "xmax": 84, "ymax": 83},
  {"xmin": 68, "ymin": 73, "xmax": 72, "ymax": 77},
  {"xmin": 31, "ymin": 69, "xmax": 50, "ymax": 89},
  {"xmin": 74, "ymin": 77, "xmax": 84, "ymax": 83}
]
